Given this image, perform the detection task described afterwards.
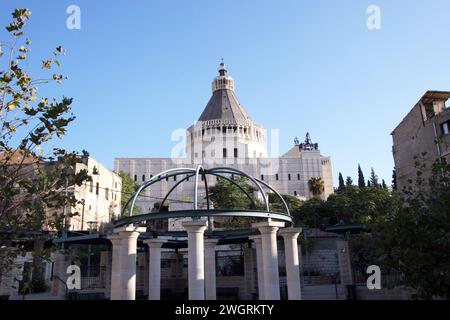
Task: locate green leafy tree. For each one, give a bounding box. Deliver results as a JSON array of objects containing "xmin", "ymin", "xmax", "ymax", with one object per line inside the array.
[
  {"xmin": 0, "ymin": 9, "xmax": 90, "ymax": 280},
  {"xmin": 358, "ymin": 164, "xmax": 366, "ymax": 188},
  {"xmin": 119, "ymin": 171, "xmax": 140, "ymax": 217},
  {"xmin": 208, "ymin": 176, "xmax": 259, "ymax": 229},
  {"xmin": 378, "ymin": 159, "xmax": 450, "ymax": 299}
]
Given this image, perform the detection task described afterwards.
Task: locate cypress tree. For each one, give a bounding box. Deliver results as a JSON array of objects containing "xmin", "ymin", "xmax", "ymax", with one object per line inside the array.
[
  {"xmin": 369, "ymin": 167, "xmax": 379, "ymax": 188},
  {"xmin": 345, "ymin": 176, "xmax": 353, "ymax": 187},
  {"xmin": 338, "ymin": 172, "xmax": 345, "ymax": 190},
  {"xmin": 358, "ymin": 164, "xmax": 366, "ymax": 188}
]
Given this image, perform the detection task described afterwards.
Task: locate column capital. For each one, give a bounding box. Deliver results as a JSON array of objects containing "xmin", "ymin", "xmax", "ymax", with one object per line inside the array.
[
  {"xmin": 114, "ymin": 226, "xmax": 146, "ymax": 239},
  {"xmin": 279, "ymin": 227, "xmax": 303, "ymax": 240},
  {"xmin": 204, "ymin": 238, "xmax": 218, "ymax": 247},
  {"xmin": 182, "ymin": 219, "xmax": 208, "ymax": 233},
  {"xmin": 107, "ymin": 234, "xmax": 122, "ymax": 245},
  {"xmin": 144, "ymin": 239, "xmax": 167, "ymax": 248},
  {"xmin": 249, "ymin": 235, "xmax": 262, "ymax": 242},
  {"xmin": 252, "ymin": 221, "xmax": 285, "ymax": 234}
]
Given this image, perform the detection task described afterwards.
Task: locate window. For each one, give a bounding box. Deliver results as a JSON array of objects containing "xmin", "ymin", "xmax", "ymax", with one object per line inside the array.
[
  {"xmin": 261, "ymin": 174, "xmax": 264, "ymax": 181},
  {"xmin": 105, "ymin": 188, "xmax": 109, "ymax": 200},
  {"xmin": 96, "ymin": 183, "xmax": 99, "ymax": 195},
  {"xmin": 202, "ymin": 150, "xmax": 205, "ymax": 158},
  {"xmin": 90, "ymin": 181, "xmax": 93, "ymax": 193},
  {"xmin": 134, "ymin": 174, "xmax": 137, "ymax": 182},
  {"xmin": 223, "ymin": 148, "xmax": 227, "ymax": 158},
  {"xmin": 288, "ymin": 174, "xmax": 291, "ymax": 181},
  {"xmin": 166, "ymin": 176, "xmax": 169, "ymax": 181},
  {"xmin": 294, "ymin": 191, "xmax": 297, "ymax": 196},
  {"xmin": 441, "ymin": 121, "xmax": 450, "ymax": 135},
  {"xmin": 234, "ymin": 148, "xmax": 238, "ymax": 158},
  {"xmin": 186, "ymin": 175, "xmax": 190, "ymax": 182},
  {"xmin": 142, "ymin": 174, "xmax": 145, "ymax": 182},
  {"xmin": 115, "ymin": 182, "xmax": 117, "ymax": 189},
  {"xmin": 174, "ymin": 175, "xmax": 177, "ymax": 181},
  {"xmin": 275, "ymin": 174, "xmax": 279, "ymax": 181},
  {"xmin": 297, "ymin": 173, "xmax": 300, "ymax": 180}
]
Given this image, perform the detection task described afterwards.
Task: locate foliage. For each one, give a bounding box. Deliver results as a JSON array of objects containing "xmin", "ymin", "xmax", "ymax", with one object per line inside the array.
[
  {"xmin": 358, "ymin": 164, "xmax": 366, "ymax": 188},
  {"xmin": 376, "ymin": 158, "xmax": 450, "ymax": 299},
  {"xmin": 119, "ymin": 171, "xmax": 140, "ymax": 217},
  {"xmin": 0, "ymin": 8, "xmax": 90, "ymax": 282},
  {"xmin": 308, "ymin": 177, "xmax": 324, "ymax": 197},
  {"xmin": 208, "ymin": 176, "xmax": 259, "ymax": 229},
  {"xmin": 294, "ymin": 182, "xmax": 395, "ymax": 229},
  {"xmin": 338, "ymin": 172, "xmax": 345, "ymax": 190}
]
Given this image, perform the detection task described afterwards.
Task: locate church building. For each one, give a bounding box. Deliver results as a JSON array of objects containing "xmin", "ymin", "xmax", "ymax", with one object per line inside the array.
[{"xmin": 115, "ymin": 62, "xmax": 334, "ymax": 218}]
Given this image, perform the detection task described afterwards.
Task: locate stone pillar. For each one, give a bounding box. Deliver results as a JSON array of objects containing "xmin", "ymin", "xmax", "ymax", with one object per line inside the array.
[
  {"xmin": 252, "ymin": 221, "xmax": 285, "ymax": 300},
  {"xmin": 109, "ymin": 226, "xmax": 145, "ymax": 300},
  {"xmin": 51, "ymin": 251, "xmax": 71, "ymax": 299},
  {"xmin": 249, "ymin": 235, "xmax": 265, "ymax": 300},
  {"xmin": 280, "ymin": 228, "xmax": 302, "ymax": 300},
  {"xmin": 144, "ymin": 239, "xmax": 166, "ymax": 300},
  {"xmin": 108, "ymin": 235, "xmax": 122, "ymax": 300},
  {"xmin": 100, "ymin": 251, "xmax": 112, "ymax": 299},
  {"xmin": 243, "ymin": 245, "xmax": 257, "ymax": 299},
  {"xmin": 336, "ymin": 240, "xmax": 354, "ymax": 286},
  {"xmin": 182, "ymin": 219, "xmax": 208, "ymax": 300},
  {"xmin": 204, "ymin": 239, "xmax": 218, "ymax": 300}
]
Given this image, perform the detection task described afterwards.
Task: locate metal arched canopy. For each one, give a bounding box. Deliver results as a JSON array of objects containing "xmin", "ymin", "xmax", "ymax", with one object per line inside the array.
[{"xmin": 119, "ymin": 165, "xmax": 292, "ymax": 226}]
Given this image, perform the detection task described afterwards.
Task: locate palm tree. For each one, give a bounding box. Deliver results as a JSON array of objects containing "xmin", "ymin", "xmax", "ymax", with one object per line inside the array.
[{"xmin": 308, "ymin": 177, "xmax": 324, "ymax": 197}]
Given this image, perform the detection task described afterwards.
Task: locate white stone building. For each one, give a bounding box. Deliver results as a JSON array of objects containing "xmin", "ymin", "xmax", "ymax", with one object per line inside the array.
[
  {"xmin": 65, "ymin": 156, "xmax": 122, "ymax": 232},
  {"xmin": 115, "ymin": 62, "xmax": 333, "ymax": 217}
]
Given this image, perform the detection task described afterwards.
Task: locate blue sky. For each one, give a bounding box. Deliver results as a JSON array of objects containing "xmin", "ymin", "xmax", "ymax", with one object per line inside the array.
[{"xmin": 2, "ymin": 0, "xmax": 450, "ymax": 186}]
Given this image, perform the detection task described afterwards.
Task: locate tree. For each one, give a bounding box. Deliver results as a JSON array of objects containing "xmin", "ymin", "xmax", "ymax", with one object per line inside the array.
[
  {"xmin": 369, "ymin": 167, "xmax": 379, "ymax": 188},
  {"xmin": 119, "ymin": 171, "xmax": 140, "ymax": 217},
  {"xmin": 208, "ymin": 176, "xmax": 259, "ymax": 229},
  {"xmin": 345, "ymin": 176, "xmax": 353, "ymax": 187},
  {"xmin": 381, "ymin": 179, "xmax": 387, "ymax": 189},
  {"xmin": 338, "ymin": 172, "xmax": 345, "ymax": 190},
  {"xmin": 308, "ymin": 177, "xmax": 324, "ymax": 197},
  {"xmin": 378, "ymin": 159, "xmax": 450, "ymax": 299},
  {"xmin": 0, "ymin": 9, "xmax": 90, "ymax": 280},
  {"xmin": 358, "ymin": 164, "xmax": 366, "ymax": 188}
]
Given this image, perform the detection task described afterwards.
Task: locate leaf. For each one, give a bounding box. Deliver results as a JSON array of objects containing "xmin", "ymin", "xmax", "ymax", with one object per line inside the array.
[{"xmin": 6, "ymin": 100, "xmax": 18, "ymax": 110}]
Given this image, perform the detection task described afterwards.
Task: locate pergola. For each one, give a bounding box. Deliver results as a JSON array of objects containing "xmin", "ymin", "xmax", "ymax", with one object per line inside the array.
[{"xmin": 82, "ymin": 166, "xmax": 303, "ymax": 300}]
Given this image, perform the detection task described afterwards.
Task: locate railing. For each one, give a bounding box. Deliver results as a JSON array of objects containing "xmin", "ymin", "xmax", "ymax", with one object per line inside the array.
[{"xmin": 80, "ymin": 266, "xmax": 106, "ymax": 290}]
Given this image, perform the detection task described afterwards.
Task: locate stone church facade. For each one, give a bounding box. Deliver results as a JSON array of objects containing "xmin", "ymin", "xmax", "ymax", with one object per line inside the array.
[{"xmin": 115, "ymin": 62, "xmax": 334, "ymax": 218}]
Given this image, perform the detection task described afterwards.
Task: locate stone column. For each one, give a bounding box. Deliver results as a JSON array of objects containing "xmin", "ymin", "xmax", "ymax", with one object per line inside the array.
[
  {"xmin": 108, "ymin": 235, "xmax": 122, "ymax": 300},
  {"xmin": 249, "ymin": 235, "xmax": 265, "ymax": 300},
  {"xmin": 51, "ymin": 251, "xmax": 71, "ymax": 299},
  {"xmin": 252, "ymin": 221, "xmax": 285, "ymax": 300},
  {"xmin": 280, "ymin": 228, "xmax": 302, "ymax": 300},
  {"xmin": 336, "ymin": 240, "xmax": 354, "ymax": 286},
  {"xmin": 144, "ymin": 239, "xmax": 166, "ymax": 300},
  {"xmin": 110, "ymin": 226, "xmax": 145, "ymax": 300},
  {"xmin": 182, "ymin": 219, "xmax": 208, "ymax": 300},
  {"xmin": 204, "ymin": 239, "xmax": 218, "ymax": 300},
  {"xmin": 100, "ymin": 251, "xmax": 112, "ymax": 299}
]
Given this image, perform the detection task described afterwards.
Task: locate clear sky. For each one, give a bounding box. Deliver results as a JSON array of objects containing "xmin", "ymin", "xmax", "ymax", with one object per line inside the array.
[{"xmin": 2, "ymin": 0, "xmax": 450, "ymax": 186}]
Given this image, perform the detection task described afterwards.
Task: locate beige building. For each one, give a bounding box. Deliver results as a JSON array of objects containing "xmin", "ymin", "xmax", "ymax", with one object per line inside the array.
[
  {"xmin": 392, "ymin": 90, "xmax": 450, "ymax": 191},
  {"xmin": 115, "ymin": 62, "xmax": 334, "ymax": 220},
  {"xmin": 67, "ymin": 156, "xmax": 122, "ymax": 232}
]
